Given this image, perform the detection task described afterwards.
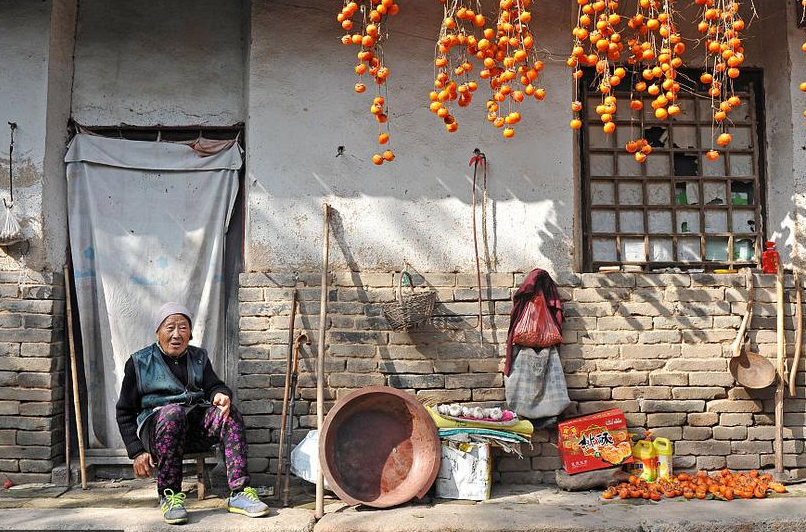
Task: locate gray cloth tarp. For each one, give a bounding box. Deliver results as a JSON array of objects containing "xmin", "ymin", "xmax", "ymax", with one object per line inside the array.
[{"xmin": 65, "ymin": 133, "xmax": 241, "ymax": 449}]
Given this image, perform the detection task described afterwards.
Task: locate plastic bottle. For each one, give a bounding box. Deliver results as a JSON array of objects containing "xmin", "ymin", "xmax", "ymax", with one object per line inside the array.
[
  {"xmin": 762, "ymin": 241, "xmax": 780, "ymax": 274},
  {"xmin": 631, "ymin": 432, "xmax": 657, "ymax": 482},
  {"xmin": 653, "ymin": 438, "xmax": 673, "ymax": 480}
]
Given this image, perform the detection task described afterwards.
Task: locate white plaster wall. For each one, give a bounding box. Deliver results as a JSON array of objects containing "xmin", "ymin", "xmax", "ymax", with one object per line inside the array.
[
  {"xmin": 0, "ymin": 0, "xmax": 52, "ymax": 270},
  {"xmin": 71, "ymin": 0, "xmax": 246, "ymax": 126},
  {"xmin": 788, "ymin": 1, "xmax": 806, "ymax": 268},
  {"xmin": 247, "ymin": 0, "xmax": 575, "ymax": 274},
  {"xmin": 758, "ymin": 0, "xmax": 797, "ymax": 267},
  {"xmin": 246, "ymin": 0, "xmax": 805, "ymax": 273}
]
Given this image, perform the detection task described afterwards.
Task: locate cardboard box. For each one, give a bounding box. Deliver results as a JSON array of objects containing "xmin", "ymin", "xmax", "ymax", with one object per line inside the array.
[
  {"xmin": 435, "ymin": 442, "xmax": 492, "ymax": 501},
  {"xmin": 558, "ymin": 409, "xmax": 633, "ymax": 475}
]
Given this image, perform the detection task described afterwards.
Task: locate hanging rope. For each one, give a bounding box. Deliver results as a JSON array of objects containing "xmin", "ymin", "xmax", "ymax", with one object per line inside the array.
[
  {"xmin": 1, "ymin": 121, "xmax": 26, "ymax": 253},
  {"xmin": 470, "ymin": 149, "xmax": 487, "ymax": 343},
  {"xmin": 7, "ymin": 122, "xmax": 17, "ymax": 205}
]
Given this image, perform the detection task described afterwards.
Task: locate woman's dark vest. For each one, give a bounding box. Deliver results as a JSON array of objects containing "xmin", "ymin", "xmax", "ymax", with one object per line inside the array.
[{"xmin": 131, "ymin": 343, "xmax": 208, "ymax": 433}]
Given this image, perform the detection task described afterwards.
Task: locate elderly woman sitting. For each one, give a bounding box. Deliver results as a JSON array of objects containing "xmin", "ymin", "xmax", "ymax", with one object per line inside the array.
[{"xmin": 116, "ymin": 303, "xmax": 270, "ymax": 524}]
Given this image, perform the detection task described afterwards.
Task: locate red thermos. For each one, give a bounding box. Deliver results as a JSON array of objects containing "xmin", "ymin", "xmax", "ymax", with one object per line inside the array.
[{"xmin": 762, "ymin": 241, "xmax": 780, "ymax": 274}]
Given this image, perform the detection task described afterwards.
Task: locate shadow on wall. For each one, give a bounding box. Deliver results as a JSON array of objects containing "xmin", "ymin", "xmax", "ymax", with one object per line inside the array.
[{"xmin": 248, "ymin": 173, "xmax": 573, "ymax": 273}]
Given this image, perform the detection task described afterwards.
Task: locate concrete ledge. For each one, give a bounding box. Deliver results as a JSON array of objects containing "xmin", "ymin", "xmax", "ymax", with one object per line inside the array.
[{"xmin": 1, "ymin": 484, "xmax": 805, "ymax": 532}]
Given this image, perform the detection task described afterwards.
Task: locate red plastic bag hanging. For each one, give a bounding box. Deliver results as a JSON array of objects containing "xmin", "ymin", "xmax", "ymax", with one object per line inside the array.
[{"xmin": 512, "ymin": 292, "xmax": 563, "ymax": 348}]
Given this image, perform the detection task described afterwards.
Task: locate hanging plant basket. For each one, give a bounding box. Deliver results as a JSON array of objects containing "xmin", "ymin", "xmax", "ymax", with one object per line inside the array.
[{"xmin": 382, "ymin": 271, "xmax": 437, "ymax": 331}]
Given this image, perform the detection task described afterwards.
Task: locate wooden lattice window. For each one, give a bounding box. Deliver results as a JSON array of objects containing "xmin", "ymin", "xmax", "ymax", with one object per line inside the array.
[{"xmin": 580, "ymin": 70, "xmax": 766, "ymax": 272}]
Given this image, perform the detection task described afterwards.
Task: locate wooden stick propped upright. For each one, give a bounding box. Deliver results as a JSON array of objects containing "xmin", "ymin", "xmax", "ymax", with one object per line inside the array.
[
  {"xmin": 774, "ymin": 264, "xmax": 786, "ymax": 479},
  {"xmin": 64, "ymin": 265, "xmax": 88, "ymax": 489},
  {"xmin": 275, "ymin": 289, "xmax": 298, "ymax": 499},
  {"xmin": 791, "ymin": 272, "xmax": 803, "ymax": 397},
  {"xmin": 315, "ymin": 204, "xmax": 331, "ymax": 520}
]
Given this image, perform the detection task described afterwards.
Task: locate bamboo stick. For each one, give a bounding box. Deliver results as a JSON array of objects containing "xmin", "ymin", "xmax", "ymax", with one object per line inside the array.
[
  {"xmin": 64, "ymin": 265, "xmax": 87, "ymax": 489},
  {"xmin": 275, "ymin": 289, "xmax": 297, "ymax": 499},
  {"xmin": 315, "ymin": 204, "xmax": 331, "ymax": 520}
]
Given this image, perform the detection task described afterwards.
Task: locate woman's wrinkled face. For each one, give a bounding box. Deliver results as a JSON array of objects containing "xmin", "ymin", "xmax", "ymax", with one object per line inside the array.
[{"xmin": 157, "ymin": 314, "xmax": 191, "ymax": 356}]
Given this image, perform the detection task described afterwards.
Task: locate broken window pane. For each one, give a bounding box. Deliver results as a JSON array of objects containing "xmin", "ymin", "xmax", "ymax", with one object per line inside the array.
[
  {"xmin": 677, "ymin": 210, "xmax": 700, "ymax": 234},
  {"xmin": 674, "ymin": 153, "xmax": 699, "ymax": 177},
  {"xmin": 675, "ymin": 182, "xmax": 700, "ymax": 205},
  {"xmin": 704, "ymin": 182, "xmax": 726, "ymax": 206},
  {"xmin": 644, "ymin": 126, "xmax": 667, "ymax": 148},
  {"xmin": 673, "ymin": 126, "xmax": 698, "ymax": 149},
  {"xmin": 732, "ymin": 208, "xmax": 757, "ymax": 233},
  {"xmin": 730, "ymin": 181, "xmax": 754, "ymax": 206}
]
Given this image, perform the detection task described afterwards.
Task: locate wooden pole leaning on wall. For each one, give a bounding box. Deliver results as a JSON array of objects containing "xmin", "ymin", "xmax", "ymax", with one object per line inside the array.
[
  {"xmin": 64, "ymin": 265, "xmax": 88, "ymax": 489},
  {"xmin": 774, "ymin": 264, "xmax": 786, "ymax": 479},
  {"xmin": 315, "ymin": 203, "xmax": 331, "ymax": 520},
  {"xmin": 790, "ymin": 272, "xmax": 803, "ymax": 398},
  {"xmin": 275, "ymin": 289, "xmax": 298, "ymax": 499}
]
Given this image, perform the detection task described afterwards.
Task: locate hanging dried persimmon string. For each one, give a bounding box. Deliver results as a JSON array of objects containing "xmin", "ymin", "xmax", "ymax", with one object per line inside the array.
[
  {"xmin": 480, "ymin": 0, "xmax": 546, "ymax": 139},
  {"xmin": 338, "ymin": 0, "xmax": 400, "ymax": 165},
  {"xmin": 568, "ymin": 0, "xmax": 624, "ymax": 137},
  {"xmin": 624, "ymin": 0, "xmax": 684, "ymax": 163},
  {"xmin": 429, "ymin": 0, "xmax": 485, "ymax": 133},
  {"xmin": 694, "ymin": 0, "xmax": 745, "ymax": 161}
]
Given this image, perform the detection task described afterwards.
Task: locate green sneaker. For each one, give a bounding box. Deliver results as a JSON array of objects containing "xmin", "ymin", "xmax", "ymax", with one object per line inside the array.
[
  {"xmin": 159, "ymin": 489, "xmax": 188, "ymax": 525},
  {"xmin": 227, "ymin": 486, "xmax": 271, "ymax": 518}
]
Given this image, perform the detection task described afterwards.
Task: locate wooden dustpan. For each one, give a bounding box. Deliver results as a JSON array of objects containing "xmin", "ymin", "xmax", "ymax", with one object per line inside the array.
[{"xmin": 730, "ymin": 345, "xmax": 776, "ymax": 389}]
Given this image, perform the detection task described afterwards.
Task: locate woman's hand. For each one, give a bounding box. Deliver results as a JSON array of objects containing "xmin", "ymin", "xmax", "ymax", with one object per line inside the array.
[
  {"xmin": 133, "ymin": 452, "xmax": 155, "ymax": 478},
  {"xmin": 213, "ymin": 392, "xmax": 231, "ymax": 422}
]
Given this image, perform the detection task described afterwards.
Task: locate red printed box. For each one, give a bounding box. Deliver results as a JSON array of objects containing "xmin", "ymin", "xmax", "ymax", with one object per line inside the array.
[{"xmin": 558, "ymin": 409, "xmax": 633, "ymax": 475}]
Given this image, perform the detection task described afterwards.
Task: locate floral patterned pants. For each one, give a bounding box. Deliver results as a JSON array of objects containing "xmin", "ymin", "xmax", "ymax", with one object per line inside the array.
[{"xmin": 148, "ymin": 403, "xmax": 249, "ymax": 495}]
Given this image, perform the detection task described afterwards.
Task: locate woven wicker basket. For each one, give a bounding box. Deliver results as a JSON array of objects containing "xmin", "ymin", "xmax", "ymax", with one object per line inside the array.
[{"xmin": 382, "ymin": 271, "xmax": 437, "ymax": 331}]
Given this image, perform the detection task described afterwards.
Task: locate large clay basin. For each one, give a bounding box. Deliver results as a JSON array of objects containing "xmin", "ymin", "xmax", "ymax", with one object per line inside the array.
[{"xmin": 319, "ymin": 386, "xmax": 440, "ymax": 508}]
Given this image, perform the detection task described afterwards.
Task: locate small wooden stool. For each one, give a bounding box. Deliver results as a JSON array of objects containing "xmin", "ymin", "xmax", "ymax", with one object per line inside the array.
[{"xmin": 185, "ymin": 450, "xmax": 215, "ymax": 500}]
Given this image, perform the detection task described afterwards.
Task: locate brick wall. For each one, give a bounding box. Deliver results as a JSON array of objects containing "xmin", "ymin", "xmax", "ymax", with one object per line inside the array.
[
  {"xmin": 0, "ymin": 269, "xmax": 65, "ymax": 484},
  {"xmin": 237, "ymin": 270, "xmax": 806, "ymax": 484}
]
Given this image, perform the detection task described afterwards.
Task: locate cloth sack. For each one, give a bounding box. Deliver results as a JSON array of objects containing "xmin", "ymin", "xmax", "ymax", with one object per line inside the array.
[
  {"xmin": 0, "ymin": 201, "xmax": 23, "ymax": 246},
  {"xmin": 512, "ymin": 292, "xmax": 563, "ymax": 348},
  {"xmin": 290, "ymin": 430, "xmax": 331, "ymax": 490},
  {"xmin": 505, "ymin": 345, "xmax": 570, "ymax": 420}
]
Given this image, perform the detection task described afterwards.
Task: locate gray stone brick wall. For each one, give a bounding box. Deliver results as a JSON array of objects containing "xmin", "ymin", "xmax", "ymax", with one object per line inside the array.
[
  {"xmin": 238, "ymin": 270, "xmax": 805, "ymax": 484},
  {"xmin": 0, "ymin": 270, "xmax": 65, "ymax": 484}
]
